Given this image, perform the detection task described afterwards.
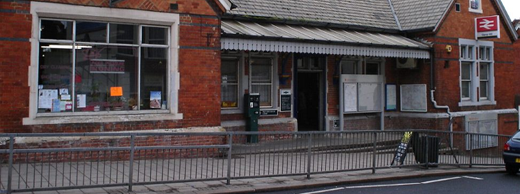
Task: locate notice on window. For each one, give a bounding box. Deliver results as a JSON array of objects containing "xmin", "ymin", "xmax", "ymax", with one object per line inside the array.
[
  {"xmin": 150, "ymin": 91, "xmax": 161, "ymax": 109},
  {"xmin": 90, "ymin": 59, "xmax": 125, "ymax": 74},
  {"xmin": 77, "ymin": 94, "xmax": 86, "ymax": 108},
  {"xmin": 110, "ymin": 87, "xmax": 123, "ymax": 97},
  {"xmin": 38, "ymin": 89, "xmax": 59, "ymax": 109}
]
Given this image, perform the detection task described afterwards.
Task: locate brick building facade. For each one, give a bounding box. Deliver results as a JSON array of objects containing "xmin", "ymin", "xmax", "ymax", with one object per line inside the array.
[
  {"xmin": 0, "ymin": 0, "xmax": 228, "ymax": 133},
  {"xmin": 0, "ymin": 0, "xmax": 519, "ymax": 137}
]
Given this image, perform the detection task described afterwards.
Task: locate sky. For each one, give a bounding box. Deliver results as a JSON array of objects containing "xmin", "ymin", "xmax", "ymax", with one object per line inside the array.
[{"xmin": 501, "ymin": 0, "xmax": 520, "ymax": 21}]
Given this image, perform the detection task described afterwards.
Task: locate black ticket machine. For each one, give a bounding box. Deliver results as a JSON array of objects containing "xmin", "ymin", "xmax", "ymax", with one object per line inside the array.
[{"xmin": 244, "ymin": 93, "xmax": 260, "ymax": 143}]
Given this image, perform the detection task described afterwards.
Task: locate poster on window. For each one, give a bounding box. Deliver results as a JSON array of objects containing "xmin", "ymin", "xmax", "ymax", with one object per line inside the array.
[
  {"xmin": 150, "ymin": 91, "xmax": 161, "ymax": 109},
  {"xmin": 38, "ymin": 89, "xmax": 59, "ymax": 109},
  {"xmin": 89, "ymin": 59, "xmax": 125, "ymax": 74}
]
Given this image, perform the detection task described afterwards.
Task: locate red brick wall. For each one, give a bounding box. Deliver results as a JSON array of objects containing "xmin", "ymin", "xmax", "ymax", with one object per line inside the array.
[{"xmin": 0, "ymin": 0, "xmax": 224, "ymax": 133}]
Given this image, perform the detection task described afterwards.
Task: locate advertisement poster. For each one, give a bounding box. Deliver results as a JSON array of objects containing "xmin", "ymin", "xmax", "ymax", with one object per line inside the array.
[
  {"xmin": 77, "ymin": 94, "xmax": 86, "ymax": 108},
  {"xmin": 110, "ymin": 87, "xmax": 123, "ymax": 97},
  {"xmin": 150, "ymin": 91, "xmax": 161, "ymax": 109},
  {"xmin": 38, "ymin": 89, "xmax": 58, "ymax": 109}
]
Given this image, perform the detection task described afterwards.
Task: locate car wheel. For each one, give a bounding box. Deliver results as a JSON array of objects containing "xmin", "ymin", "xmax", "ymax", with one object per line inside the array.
[{"xmin": 505, "ymin": 164, "xmax": 519, "ymax": 175}]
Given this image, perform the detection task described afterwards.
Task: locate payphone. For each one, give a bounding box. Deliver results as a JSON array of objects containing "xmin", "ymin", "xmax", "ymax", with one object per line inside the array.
[{"xmin": 244, "ymin": 93, "xmax": 260, "ymax": 143}]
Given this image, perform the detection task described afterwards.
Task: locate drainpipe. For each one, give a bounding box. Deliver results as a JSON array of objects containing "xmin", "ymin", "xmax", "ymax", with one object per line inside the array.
[{"xmin": 429, "ymin": 47, "xmax": 453, "ymax": 147}]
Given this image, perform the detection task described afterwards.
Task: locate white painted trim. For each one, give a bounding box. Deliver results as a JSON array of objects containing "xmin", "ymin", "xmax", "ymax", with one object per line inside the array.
[
  {"xmin": 9, "ymin": 127, "xmax": 225, "ymax": 144},
  {"xmin": 221, "ymin": 38, "xmax": 430, "ymax": 59},
  {"xmin": 23, "ymin": 114, "xmax": 183, "ymax": 125},
  {"xmin": 386, "ymin": 108, "xmax": 517, "ymax": 119},
  {"xmin": 217, "ymin": 0, "xmax": 233, "ymax": 11},
  {"xmin": 25, "ymin": 2, "xmax": 182, "ymax": 125}
]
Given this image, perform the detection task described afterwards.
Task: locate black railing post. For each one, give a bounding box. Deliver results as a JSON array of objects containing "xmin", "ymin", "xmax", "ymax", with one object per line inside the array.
[
  {"xmin": 469, "ymin": 133, "xmax": 473, "ymax": 168},
  {"xmin": 226, "ymin": 133, "xmax": 233, "ymax": 185},
  {"xmin": 7, "ymin": 134, "xmax": 14, "ymax": 194},
  {"xmin": 128, "ymin": 135, "xmax": 135, "ymax": 191},
  {"xmin": 372, "ymin": 132, "xmax": 377, "ymax": 174},
  {"xmin": 306, "ymin": 133, "xmax": 313, "ymax": 179},
  {"xmin": 425, "ymin": 135, "xmax": 429, "ymax": 169}
]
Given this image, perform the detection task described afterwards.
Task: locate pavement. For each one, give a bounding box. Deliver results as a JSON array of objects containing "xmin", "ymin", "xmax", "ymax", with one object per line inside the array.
[{"xmin": 16, "ymin": 165, "xmax": 504, "ymax": 194}]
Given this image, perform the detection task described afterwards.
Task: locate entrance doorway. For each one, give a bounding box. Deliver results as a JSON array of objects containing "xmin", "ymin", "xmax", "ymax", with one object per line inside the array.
[
  {"xmin": 295, "ymin": 55, "xmax": 325, "ymax": 131},
  {"xmin": 297, "ymin": 72, "xmax": 321, "ymax": 131}
]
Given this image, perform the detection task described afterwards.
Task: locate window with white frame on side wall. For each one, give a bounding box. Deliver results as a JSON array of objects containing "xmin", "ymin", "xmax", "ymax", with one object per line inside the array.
[
  {"xmin": 24, "ymin": 2, "xmax": 181, "ymax": 125},
  {"xmin": 458, "ymin": 39, "xmax": 495, "ymax": 106}
]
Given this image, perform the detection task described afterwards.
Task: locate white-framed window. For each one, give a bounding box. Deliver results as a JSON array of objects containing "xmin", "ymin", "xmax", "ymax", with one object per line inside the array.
[
  {"xmin": 221, "ymin": 55, "xmax": 240, "ymax": 109},
  {"xmin": 249, "ymin": 52, "xmax": 277, "ymax": 108},
  {"xmin": 458, "ymin": 39, "xmax": 494, "ymax": 106},
  {"xmin": 468, "ymin": 0, "xmax": 483, "ymax": 14},
  {"xmin": 25, "ymin": 2, "xmax": 181, "ymax": 125}
]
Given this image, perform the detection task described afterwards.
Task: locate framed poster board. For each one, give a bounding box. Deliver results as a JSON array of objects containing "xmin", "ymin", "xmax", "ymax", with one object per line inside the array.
[
  {"xmin": 280, "ymin": 89, "xmax": 292, "ymax": 112},
  {"xmin": 343, "ymin": 83, "xmax": 357, "ymax": 112},
  {"xmin": 400, "ymin": 84, "xmax": 427, "ymax": 112},
  {"xmin": 386, "ymin": 84, "xmax": 397, "ymax": 111}
]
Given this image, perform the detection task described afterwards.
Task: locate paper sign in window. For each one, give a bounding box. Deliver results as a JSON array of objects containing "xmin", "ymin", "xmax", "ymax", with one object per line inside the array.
[{"xmin": 110, "ymin": 87, "xmax": 123, "ymax": 97}]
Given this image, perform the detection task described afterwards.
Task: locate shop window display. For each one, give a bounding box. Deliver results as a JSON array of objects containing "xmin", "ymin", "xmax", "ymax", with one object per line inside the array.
[{"xmin": 38, "ymin": 19, "xmax": 169, "ymax": 113}]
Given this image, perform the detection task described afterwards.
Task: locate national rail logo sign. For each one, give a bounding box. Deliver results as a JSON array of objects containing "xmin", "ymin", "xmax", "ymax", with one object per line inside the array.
[{"xmin": 475, "ymin": 15, "xmax": 500, "ymax": 39}]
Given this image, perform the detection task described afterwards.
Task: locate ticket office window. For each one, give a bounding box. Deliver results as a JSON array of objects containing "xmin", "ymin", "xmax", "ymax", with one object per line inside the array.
[
  {"xmin": 250, "ymin": 54, "xmax": 277, "ymax": 108},
  {"xmin": 38, "ymin": 19, "xmax": 169, "ymax": 114}
]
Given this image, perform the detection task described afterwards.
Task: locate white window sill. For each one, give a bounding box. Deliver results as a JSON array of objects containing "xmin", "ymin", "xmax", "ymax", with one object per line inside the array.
[
  {"xmin": 221, "ymin": 109, "xmax": 243, "ymax": 114},
  {"xmin": 23, "ymin": 112, "xmax": 183, "ymax": 125},
  {"xmin": 458, "ymin": 100, "xmax": 496, "ymax": 107}
]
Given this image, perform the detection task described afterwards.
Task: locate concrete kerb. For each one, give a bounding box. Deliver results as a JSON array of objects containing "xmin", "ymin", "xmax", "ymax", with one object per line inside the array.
[{"xmin": 206, "ymin": 167, "xmax": 504, "ymax": 194}]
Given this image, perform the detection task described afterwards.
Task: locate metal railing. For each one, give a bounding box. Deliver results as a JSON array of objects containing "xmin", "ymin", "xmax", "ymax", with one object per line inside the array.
[{"xmin": 0, "ymin": 130, "xmax": 510, "ymax": 193}]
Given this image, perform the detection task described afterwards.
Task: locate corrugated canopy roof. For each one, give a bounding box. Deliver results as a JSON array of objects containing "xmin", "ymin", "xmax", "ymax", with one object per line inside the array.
[{"xmin": 221, "ymin": 20, "xmax": 431, "ymax": 59}]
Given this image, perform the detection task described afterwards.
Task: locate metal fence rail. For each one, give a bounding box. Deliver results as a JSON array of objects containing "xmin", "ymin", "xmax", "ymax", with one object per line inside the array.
[{"xmin": 0, "ymin": 130, "xmax": 510, "ymax": 193}]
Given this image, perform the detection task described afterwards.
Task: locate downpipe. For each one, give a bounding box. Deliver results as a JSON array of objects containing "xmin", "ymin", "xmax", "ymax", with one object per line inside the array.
[{"xmin": 430, "ymin": 89, "xmax": 453, "ymax": 147}]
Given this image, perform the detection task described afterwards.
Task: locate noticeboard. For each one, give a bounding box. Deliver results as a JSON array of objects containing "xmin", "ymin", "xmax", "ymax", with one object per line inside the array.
[{"xmin": 280, "ymin": 89, "xmax": 292, "ymax": 112}]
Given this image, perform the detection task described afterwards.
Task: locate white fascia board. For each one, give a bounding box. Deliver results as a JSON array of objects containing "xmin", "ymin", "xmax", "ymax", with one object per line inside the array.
[{"xmin": 218, "ymin": 0, "xmax": 233, "ymax": 11}]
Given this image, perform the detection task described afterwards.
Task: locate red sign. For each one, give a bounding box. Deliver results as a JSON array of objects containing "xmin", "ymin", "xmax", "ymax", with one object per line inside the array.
[{"xmin": 475, "ymin": 15, "xmax": 500, "ymax": 39}]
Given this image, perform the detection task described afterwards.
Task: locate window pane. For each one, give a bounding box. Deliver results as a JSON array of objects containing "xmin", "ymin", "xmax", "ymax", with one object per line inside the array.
[
  {"xmin": 40, "ymin": 20, "xmax": 73, "ymax": 40},
  {"xmin": 222, "ymin": 59, "xmax": 238, "ymax": 83},
  {"xmin": 462, "ymin": 81, "xmax": 470, "ymax": 98},
  {"xmin": 251, "ymin": 58, "xmax": 272, "ymax": 83},
  {"xmin": 468, "ymin": 46, "xmax": 473, "ymax": 59},
  {"xmin": 461, "ymin": 46, "xmax": 466, "ymax": 58},
  {"xmin": 480, "ymin": 63, "xmax": 489, "ymax": 80},
  {"xmin": 38, "ymin": 43, "xmax": 73, "ymax": 113},
  {"xmin": 480, "ymin": 81, "xmax": 488, "ymax": 98},
  {"xmin": 109, "ymin": 24, "xmax": 138, "ymax": 44},
  {"xmin": 141, "ymin": 47, "xmax": 168, "ymax": 110},
  {"xmin": 75, "ymin": 45, "xmax": 138, "ymax": 112},
  {"xmin": 221, "ymin": 59, "xmax": 239, "ymax": 108},
  {"xmin": 76, "ymin": 21, "xmax": 108, "ymax": 42},
  {"xmin": 142, "ymin": 27, "xmax": 167, "ymax": 45},
  {"xmin": 366, "ymin": 62, "xmax": 379, "ymax": 75},
  {"xmin": 252, "ymin": 85, "xmax": 272, "ymax": 106},
  {"xmin": 221, "ymin": 85, "xmax": 238, "ymax": 107},
  {"xmin": 479, "ymin": 47, "xmax": 484, "ymax": 60},
  {"xmin": 461, "ymin": 62, "xmax": 471, "ymax": 80},
  {"xmin": 486, "ymin": 47, "xmax": 491, "ymax": 60},
  {"xmin": 341, "ymin": 61, "xmax": 357, "ymax": 74}
]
